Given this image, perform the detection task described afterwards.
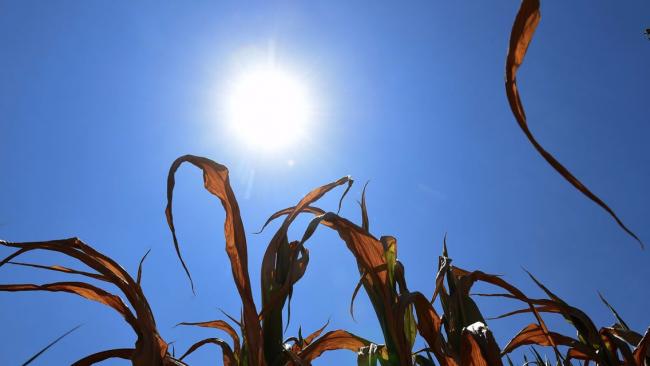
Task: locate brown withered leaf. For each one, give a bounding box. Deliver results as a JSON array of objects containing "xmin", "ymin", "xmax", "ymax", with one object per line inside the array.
[
  {"xmin": 506, "ymin": 0, "xmax": 642, "ymax": 247},
  {"xmin": 459, "ymin": 331, "xmax": 488, "ymax": 366},
  {"xmin": 566, "ymin": 347, "xmax": 591, "ymax": 362},
  {"xmin": 254, "ymin": 206, "xmax": 325, "ymax": 234},
  {"xmin": 259, "ymin": 176, "xmax": 351, "ymax": 365},
  {"xmin": 71, "ymin": 348, "xmax": 135, "ymax": 366},
  {"xmin": 8, "ymin": 261, "xmax": 106, "ymax": 282},
  {"xmin": 298, "ymin": 330, "xmax": 370, "ymax": 363},
  {"xmin": 303, "ymin": 319, "xmax": 331, "ymax": 346},
  {"xmin": 0, "ymin": 282, "xmax": 138, "ymax": 331},
  {"xmin": 298, "ymin": 212, "xmax": 423, "ymax": 364},
  {"xmin": 178, "ymin": 338, "xmax": 237, "ymax": 366},
  {"xmin": 260, "ymin": 177, "xmax": 352, "ymax": 316},
  {"xmin": 502, "ymin": 323, "xmax": 578, "ymax": 355},
  {"xmin": 1, "ymin": 238, "xmax": 177, "ymax": 365},
  {"xmin": 177, "ymin": 320, "xmax": 241, "ymax": 355},
  {"xmin": 166, "ymin": 155, "xmax": 263, "ymax": 365},
  {"xmin": 523, "ymin": 269, "xmax": 601, "ymax": 348},
  {"xmin": 449, "ymin": 267, "xmax": 563, "ymax": 361},
  {"xmin": 601, "ymin": 329, "xmax": 635, "ymax": 365},
  {"xmin": 397, "ymin": 292, "xmax": 454, "ymax": 366}
]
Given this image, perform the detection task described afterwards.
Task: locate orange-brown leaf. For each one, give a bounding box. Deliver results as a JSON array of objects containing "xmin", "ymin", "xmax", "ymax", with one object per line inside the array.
[
  {"xmin": 502, "ymin": 323, "xmax": 577, "ymax": 354},
  {"xmin": 178, "ymin": 338, "xmax": 236, "ymax": 366},
  {"xmin": 298, "ymin": 330, "xmax": 369, "ymax": 362},
  {"xmin": 0, "ymin": 282, "xmax": 137, "ymax": 331},
  {"xmin": 166, "ymin": 155, "xmax": 262, "ymax": 365},
  {"xmin": 505, "ymin": 0, "xmax": 642, "ymax": 247},
  {"xmin": 177, "ymin": 320, "xmax": 241, "ymax": 355},
  {"xmin": 71, "ymin": 348, "xmax": 134, "ymax": 366}
]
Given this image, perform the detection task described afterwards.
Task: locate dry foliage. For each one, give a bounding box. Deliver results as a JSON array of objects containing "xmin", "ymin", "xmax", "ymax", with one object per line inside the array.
[{"xmin": 1, "ymin": 0, "xmax": 647, "ymax": 365}]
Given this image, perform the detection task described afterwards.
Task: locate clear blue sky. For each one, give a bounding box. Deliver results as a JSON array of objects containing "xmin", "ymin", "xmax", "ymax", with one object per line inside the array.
[{"xmin": 1, "ymin": 1, "xmax": 649, "ymax": 364}]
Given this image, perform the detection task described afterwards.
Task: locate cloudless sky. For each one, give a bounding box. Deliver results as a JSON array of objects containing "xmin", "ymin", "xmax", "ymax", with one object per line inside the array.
[{"xmin": 1, "ymin": 1, "xmax": 649, "ymax": 364}]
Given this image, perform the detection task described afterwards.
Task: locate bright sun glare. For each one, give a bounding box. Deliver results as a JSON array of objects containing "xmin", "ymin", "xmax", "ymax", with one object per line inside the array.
[{"xmin": 226, "ymin": 66, "xmax": 313, "ymax": 151}]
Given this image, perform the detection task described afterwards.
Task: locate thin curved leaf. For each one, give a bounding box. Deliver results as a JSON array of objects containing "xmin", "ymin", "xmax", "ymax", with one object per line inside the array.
[
  {"xmin": 502, "ymin": 323, "xmax": 579, "ymax": 355},
  {"xmin": 136, "ymin": 249, "xmax": 151, "ymax": 286},
  {"xmin": 22, "ymin": 324, "xmax": 82, "ymax": 365},
  {"xmin": 8, "ymin": 261, "xmax": 106, "ymax": 282},
  {"xmin": 298, "ymin": 330, "xmax": 370, "ymax": 363},
  {"xmin": 505, "ymin": 0, "xmax": 642, "ymax": 248},
  {"xmin": 179, "ymin": 338, "xmax": 236, "ymax": 366},
  {"xmin": 71, "ymin": 348, "xmax": 134, "ymax": 366},
  {"xmin": 165, "ymin": 155, "xmax": 262, "ymax": 365},
  {"xmin": 0, "ymin": 282, "xmax": 137, "ymax": 331},
  {"xmin": 177, "ymin": 320, "xmax": 241, "ymax": 356}
]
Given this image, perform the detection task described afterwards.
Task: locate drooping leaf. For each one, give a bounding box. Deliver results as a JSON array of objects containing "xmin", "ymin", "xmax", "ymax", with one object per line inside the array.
[
  {"xmin": 298, "ymin": 212, "xmax": 410, "ymax": 364},
  {"xmin": 523, "ymin": 270, "xmax": 600, "ymax": 348},
  {"xmin": 505, "ymin": 0, "xmax": 643, "ymax": 248},
  {"xmin": 258, "ymin": 176, "xmax": 352, "ymax": 365},
  {"xmin": 0, "ymin": 282, "xmax": 138, "ymax": 331},
  {"xmin": 502, "ymin": 323, "xmax": 579, "ymax": 355},
  {"xmin": 298, "ymin": 330, "xmax": 370, "ymax": 363},
  {"xmin": 254, "ymin": 206, "xmax": 325, "ymax": 235},
  {"xmin": 1, "ymin": 238, "xmax": 175, "ymax": 365},
  {"xmin": 165, "ymin": 155, "xmax": 263, "ymax": 365},
  {"xmin": 304, "ymin": 319, "xmax": 331, "ymax": 346},
  {"xmin": 71, "ymin": 348, "xmax": 134, "ymax": 366},
  {"xmin": 178, "ymin": 338, "xmax": 237, "ymax": 366},
  {"xmin": 397, "ymin": 291, "xmax": 453, "ymax": 366},
  {"xmin": 177, "ymin": 320, "xmax": 241, "ymax": 355},
  {"xmin": 8, "ymin": 261, "xmax": 106, "ymax": 282}
]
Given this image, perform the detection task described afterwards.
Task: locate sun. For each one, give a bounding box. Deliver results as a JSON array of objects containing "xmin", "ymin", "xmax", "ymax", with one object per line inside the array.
[{"xmin": 226, "ymin": 66, "xmax": 313, "ymax": 151}]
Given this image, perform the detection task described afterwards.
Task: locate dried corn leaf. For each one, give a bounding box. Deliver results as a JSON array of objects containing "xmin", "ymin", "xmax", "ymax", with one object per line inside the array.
[
  {"xmin": 165, "ymin": 155, "xmax": 262, "ymax": 365},
  {"xmin": 178, "ymin": 338, "xmax": 236, "ymax": 366},
  {"xmin": 71, "ymin": 348, "xmax": 134, "ymax": 366},
  {"xmin": 0, "ymin": 282, "xmax": 137, "ymax": 331},
  {"xmin": 506, "ymin": 0, "xmax": 642, "ymax": 247},
  {"xmin": 8, "ymin": 261, "xmax": 106, "ymax": 282},
  {"xmin": 502, "ymin": 323, "xmax": 578, "ymax": 354},
  {"xmin": 177, "ymin": 320, "xmax": 241, "ymax": 355},
  {"xmin": 298, "ymin": 330, "xmax": 370, "ymax": 363}
]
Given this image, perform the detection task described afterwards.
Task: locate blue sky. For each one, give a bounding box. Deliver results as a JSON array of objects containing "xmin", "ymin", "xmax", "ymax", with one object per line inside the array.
[{"xmin": 1, "ymin": 1, "xmax": 649, "ymax": 364}]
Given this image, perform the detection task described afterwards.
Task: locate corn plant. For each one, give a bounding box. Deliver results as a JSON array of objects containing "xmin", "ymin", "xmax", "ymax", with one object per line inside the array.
[
  {"xmin": 1, "ymin": 155, "xmax": 648, "ymax": 365},
  {"xmin": 165, "ymin": 155, "xmax": 372, "ymax": 365},
  {"xmin": 0, "ymin": 238, "xmax": 184, "ymax": 365},
  {"xmin": 1, "ymin": 0, "xmax": 648, "ymax": 365}
]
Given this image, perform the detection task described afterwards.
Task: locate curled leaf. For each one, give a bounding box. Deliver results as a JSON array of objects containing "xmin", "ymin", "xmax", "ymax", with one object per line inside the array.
[
  {"xmin": 298, "ymin": 330, "xmax": 370, "ymax": 363},
  {"xmin": 178, "ymin": 338, "xmax": 236, "ymax": 366},
  {"xmin": 166, "ymin": 155, "xmax": 262, "ymax": 365},
  {"xmin": 502, "ymin": 323, "xmax": 579, "ymax": 355},
  {"xmin": 505, "ymin": 0, "xmax": 642, "ymax": 248},
  {"xmin": 71, "ymin": 348, "xmax": 134, "ymax": 366},
  {"xmin": 177, "ymin": 320, "xmax": 241, "ymax": 355}
]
